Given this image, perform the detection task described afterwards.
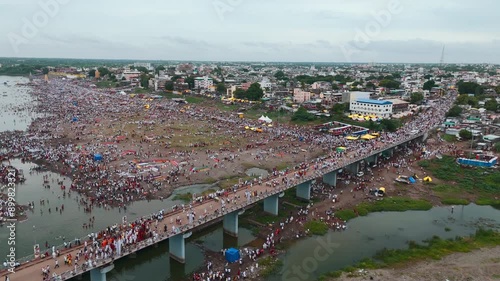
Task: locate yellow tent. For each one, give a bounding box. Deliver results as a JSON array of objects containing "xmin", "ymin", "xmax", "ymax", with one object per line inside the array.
[
  {"xmin": 346, "ymin": 136, "xmax": 359, "ymax": 140},
  {"xmin": 371, "ymin": 132, "xmax": 380, "ymax": 137},
  {"xmin": 245, "ymin": 126, "xmax": 250, "ymax": 130},
  {"xmin": 361, "ymin": 134, "xmax": 376, "ymax": 140},
  {"xmin": 379, "ymin": 187, "xmax": 386, "ymax": 193},
  {"xmin": 423, "ymin": 176, "xmax": 432, "ymax": 182},
  {"xmin": 237, "ymin": 112, "xmax": 244, "ymax": 118}
]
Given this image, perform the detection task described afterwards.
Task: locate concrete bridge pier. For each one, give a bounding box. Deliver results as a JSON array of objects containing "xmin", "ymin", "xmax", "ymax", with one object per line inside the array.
[
  {"xmin": 263, "ymin": 194, "xmax": 279, "ymax": 215},
  {"xmin": 90, "ymin": 263, "xmax": 114, "ymax": 281},
  {"xmin": 346, "ymin": 162, "xmax": 359, "ymax": 174},
  {"xmin": 296, "ymin": 181, "xmax": 311, "ymax": 200},
  {"xmin": 169, "ymin": 232, "xmax": 192, "ymax": 263},
  {"xmin": 322, "ymin": 171, "xmax": 337, "ymax": 187},
  {"xmin": 365, "ymin": 155, "xmax": 378, "ymax": 166},
  {"xmin": 223, "ymin": 210, "xmax": 240, "ymax": 237}
]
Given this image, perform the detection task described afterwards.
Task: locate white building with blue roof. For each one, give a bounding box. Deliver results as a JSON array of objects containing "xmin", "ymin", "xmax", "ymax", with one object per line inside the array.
[{"xmin": 350, "ymin": 98, "xmax": 393, "ymax": 118}]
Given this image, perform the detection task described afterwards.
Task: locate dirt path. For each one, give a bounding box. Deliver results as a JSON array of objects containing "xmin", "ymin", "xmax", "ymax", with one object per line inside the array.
[{"xmin": 334, "ymin": 246, "xmax": 500, "ymax": 281}]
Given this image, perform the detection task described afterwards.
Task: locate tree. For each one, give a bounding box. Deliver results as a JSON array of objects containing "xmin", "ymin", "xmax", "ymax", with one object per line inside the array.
[
  {"xmin": 484, "ymin": 99, "xmax": 498, "ymax": 111},
  {"xmin": 410, "ymin": 92, "xmax": 424, "ymax": 104},
  {"xmin": 457, "ymin": 81, "xmax": 482, "ymax": 95},
  {"xmin": 423, "ymin": 80, "xmax": 436, "ymax": 91},
  {"xmin": 97, "ymin": 67, "xmax": 110, "ymax": 77},
  {"xmin": 42, "ymin": 68, "xmax": 49, "ymax": 75},
  {"xmin": 135, "ymin": 66, "xmax": 149, "ymax": 74},
  {"xmin": 216, "ymin": 83, "xmax": 227, "ymax": 94},
  {"xmin": 88, "ymin": 69, "xmax": 96, "ymax": 77},
  {"xmin": 165, "ymin": 82, "xmax": 174, "ymax": 91},
  {"xmin": 424, "ymin": 74, "xmax": 432, "ymax": 79},
  {"xmin": 459, "ymin": 129, "xmax": 472, "ymax": 140},
  {"xmin": 331, "ymin": 103, "xmax": 347, "ymax": 114},
  {"xmin": 365, "ymin": 82, "xmax": 375, "ymax": 90},
  {"xmin": 274, "ymin": 70, "xmax": 287, "ymax": 80},
  {"xmin": 185, "ymin": 76, "xmax": 195, "ymax": 89},
  {"xmin": 446, "ymin": 105, "xmax": 463, "ymax": 117},
  {"xmin": 155, "ymin": 66, "xmax": 165, "ymax": 75},
  {"xmin": 494, "ymin": 142, "xmax": 500, "ymax": 153},
  {"xmin": 233, "ymin": 88, "xmax": 246, "ymax": 99},
  {"xmin": 140, "ymin": 73, "xmax": 150, "ymax": 88},
  {"xmin": 245, "ymin": 83, "xmax": 264, "ymax": 101},
  {"xmin": 379, "ymin": 79, "xmax": 400, "ymax": 89},
  {"xmin": 291, "ymin": 107, "xmax": 315, "ymax": 122},
  {"xmin": 380, "ymin": 119, "xmax": 401, "ymax": 132}
]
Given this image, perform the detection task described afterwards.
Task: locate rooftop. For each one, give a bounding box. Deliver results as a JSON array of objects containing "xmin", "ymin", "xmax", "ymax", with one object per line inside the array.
[{"xmin": 355, "ymin": 98, "xmax": 393, "ymax": 105}]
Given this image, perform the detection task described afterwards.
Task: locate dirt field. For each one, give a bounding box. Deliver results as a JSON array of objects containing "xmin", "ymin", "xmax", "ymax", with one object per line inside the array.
[{"xmin": 334, "ymin": 246, "xmax": 500, "ymax": 281}]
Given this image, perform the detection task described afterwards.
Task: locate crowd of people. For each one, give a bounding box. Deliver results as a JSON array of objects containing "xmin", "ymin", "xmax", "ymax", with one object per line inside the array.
[{"xmin": 0, "ymin": 77, "xmax": 456, "ymax": 280}]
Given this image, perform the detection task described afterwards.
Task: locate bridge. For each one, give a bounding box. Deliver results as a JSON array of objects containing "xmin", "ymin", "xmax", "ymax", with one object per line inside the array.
[{"xmin": 1, "ymin": 131, "xmax": 430, "ymax": 281}]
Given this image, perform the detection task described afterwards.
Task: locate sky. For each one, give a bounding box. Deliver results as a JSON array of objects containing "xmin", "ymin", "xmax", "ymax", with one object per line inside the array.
[{"xmin": 1, "ymin": 0, "xmax": 499, "ymax": 63}]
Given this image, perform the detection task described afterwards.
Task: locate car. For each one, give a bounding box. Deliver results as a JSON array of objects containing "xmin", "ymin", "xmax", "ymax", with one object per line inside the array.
[{"xmin": 356, "ymin": 171, "xmax": 364, "ymax": 177}]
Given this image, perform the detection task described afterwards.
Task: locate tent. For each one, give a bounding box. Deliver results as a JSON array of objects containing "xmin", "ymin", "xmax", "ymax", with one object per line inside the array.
[
  {"xmin": 72, "ymin": 117, "xmax": 78, "ymax": 122},
  {"xmin": 378, "ymin": 187, "xmax": 386, "ymax": 193},
  {"xmin": 336, "ymin": 147, "xmax": 346, "ymax": 153},
  {"xmin": 263, "ymin": 116, "xmax": 272, "ymax": 123},
  {"xmin": 346, "ymin": 136, "xmax": 359, "ymax": 140},
  {"xmin": 93, "ymin": 154, "xmax": 103, "ymax": 161},
  {"xmin": 408, "ymin": 177, "xmax": 416, "ymax": 183},
  {"xmin": 258, "ymin": 115, "xmax": 266, "ymax": 122},
  {"xmin": 360, "ymin": 134, "xmax": 376, "ymax": 140},
  {"xmin": 423, "ymin": 176, "xmax": 432, "ymax": 182},
  {"xmin": 225, "ymin": 248, "xmax": 240, "ymax": 263}
]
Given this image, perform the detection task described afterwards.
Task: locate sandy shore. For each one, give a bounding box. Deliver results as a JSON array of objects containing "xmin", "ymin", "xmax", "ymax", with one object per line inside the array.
[{"xmin": 334, "ymin": 246, "xmax": 500, "ymax": 281}]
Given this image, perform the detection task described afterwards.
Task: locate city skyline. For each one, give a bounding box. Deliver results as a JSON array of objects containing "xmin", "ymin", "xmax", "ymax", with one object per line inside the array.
[{"xmin": 1, "ymin": 0, "xmax": 499, "ymax": 64}]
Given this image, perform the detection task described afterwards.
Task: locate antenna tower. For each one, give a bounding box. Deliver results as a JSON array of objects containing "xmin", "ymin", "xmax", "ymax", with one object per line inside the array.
[{"xmin": 439, "ymin": 45, "xmax": 445, "ymax": 66}]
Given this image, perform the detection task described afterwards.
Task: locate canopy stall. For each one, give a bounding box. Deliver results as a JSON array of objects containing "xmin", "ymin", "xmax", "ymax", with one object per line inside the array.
[
  {"xmin": 336, "ymin": 147, "xmax": 347, "ymax": 153},
  {"xmin": 93, "ymin": 154, "xmax": 103, "ymax": 161},
  {"xmin": 225, "ymin": 248, "xmax": 240, "ymax": 263}
]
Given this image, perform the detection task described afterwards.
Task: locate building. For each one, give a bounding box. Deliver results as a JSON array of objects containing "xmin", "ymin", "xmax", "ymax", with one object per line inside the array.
[
  {"xmin": 293, "ymin": 88, "xmax": 311, "ymax": 103},
  {"xmin": 194, "ymin": 76, "xmax": 214, "ymax": 89},
  {"xmin": 342, "ymin": 91, "xmax": 371, "ymax": 103},
  {"xmin": 385, "ymin": 99, "xmax": 409, "ymax": 113},
  {"xmin": 350, "ymin": 98, "xmax": 393, "ymax": 118},
  {"xmin": 133, "ymin": 62, "xmax": 153, "ymax": 71}
]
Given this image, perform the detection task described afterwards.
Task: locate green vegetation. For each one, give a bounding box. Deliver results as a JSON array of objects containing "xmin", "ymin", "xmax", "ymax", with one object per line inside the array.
[
  {"xmin": 233, "ymin": 83, "xmax": 264, "ymax": 101},
  {"xmin": 441, "ymin": 134, "xmax": 457, "ymax": 142},
  {"xmin": 421, "ymin": 156, "xmax": 500, "ymax": 193},
  {"xmin": 410, "ymin": 92, "xmax": 424, "ymax": 104},
  {"xmin": 304, "ymin": 220, "xmax": 329, "ymax": 236},
  {"xmin": 459, "ymin": 129, "xmax": 473, "ymax": 140},
  {"xmin": 291, "ymin": 107, "xmax": 316, "ymax": 122},
  {"xmin": 319, "ymin": 229, "xmax": 500, "ymax": 280},
  {"xmin": 456, "ymin": 94, "xmax": 479, "ymax": 107},
  {"xmin": 423, "ymin": 80, "xmax": 436, "ymax": 91},
  {"xmin": 379, "ymin": 79, "xmax": 400, "ymax": 89},
  {"xmin": 185, "ymin": 96, "xmax": 204, "ymax": 104},
  {"xmin": 475, "ymin": 198, "xmax": 500, "ymax": 210},
  {"xmin": 446, "ymin": 105, "xmax": 463, "ymax": 117},
  {"xmin": 485, "ymin": 98, "xmax": 498, "ymax": 112},
  {"xmin": 259, "ymin": 256, "xmax": 283, "ymax": 277},
  {"xmin": 95, "ymin": 81, "xmax": 118, "ymax": 88},
  {"xmin": 335, "ymin": 197, "xmax": 432, "ymax": 221},
  {"xmin": 457, "ymin": 81, "xmax": 484, "ymax": 95},
  {"xmin": 0, "ymin": 64, "xmax": 45, "ymax": 76},
  {"xmin": 441, "ymin": 198, "xmax": 469, "ymax": 205},
  {"xmin": 172, "ymin": 192, "xmax": 192, "ymax": 202}
]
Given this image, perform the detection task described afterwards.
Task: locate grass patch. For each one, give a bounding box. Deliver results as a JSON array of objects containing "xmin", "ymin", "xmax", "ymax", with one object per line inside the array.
[
  {"xmin": 185, "ymin": 96, "xmax": 204, "ymax": 104},
  {"xmin": 172, "ymin": 192, "xmax": 192, "ymax": 202},
  {"xmin": 304, "ymin": 220, "xmax": 329, "ymax": 236},
  {"xmin": 320, "ymin": 229, "xmax": 500, "ymax": 280},
  {"xmin": 259, "ymin": 256, "xmax": 283, "ymax": 277},
  {"xmin": 335, "ymin": 209, "xmax": 357, "ymax": 221},
  {"xmin": 355, "ymin": 197, "xmax": 432, "ymax": 215},
  {"xmin": 422, "ymin": 156, "xmax": 500, "ymax": 193},
  {"xmin": 441, "ymin": 198, "xmax": 470, "ymax": 205},
  {"xmin": 95, "ymin": 81, "xmax": 117, "ymax": 88},
  {"xmin": 476, "ymin": 198, "xmax": 500, "ymax": 210},
  {"xmin": 441, "ymin": 134, "xmax": 457, "ymax": 142}
]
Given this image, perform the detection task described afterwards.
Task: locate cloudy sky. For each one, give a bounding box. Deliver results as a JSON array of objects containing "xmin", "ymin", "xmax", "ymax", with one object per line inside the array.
[{"xmin": 1, "ymin": 0, "xmax": 499, "ymax": 63}]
